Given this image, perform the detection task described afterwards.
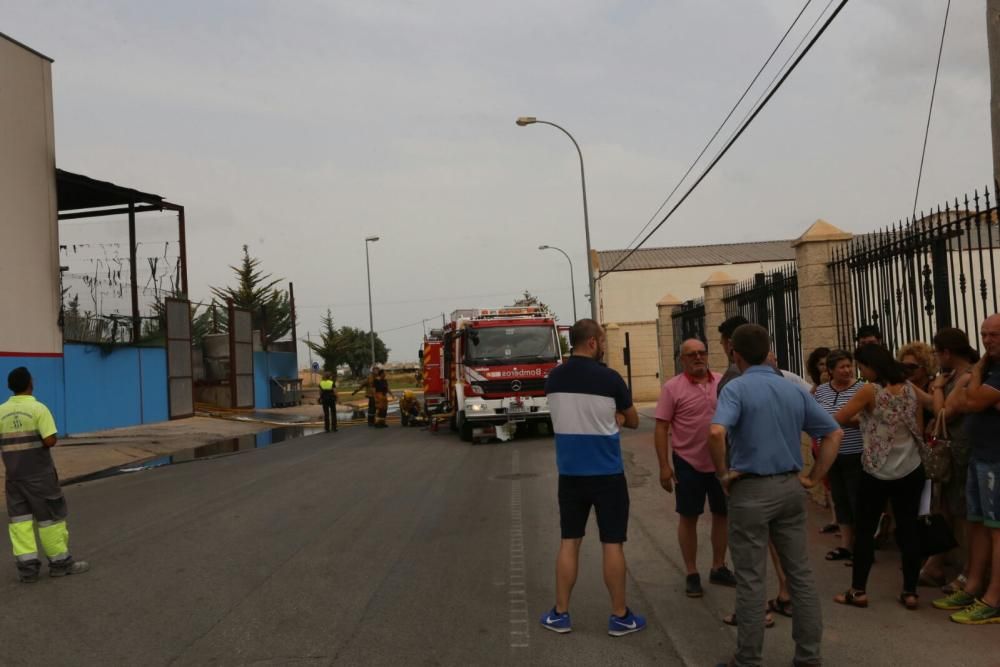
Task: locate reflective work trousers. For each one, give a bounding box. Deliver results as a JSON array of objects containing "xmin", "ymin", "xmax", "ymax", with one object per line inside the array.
[
  {"xmin": 6, "ymin": 473, "xmax": 74, "ymax": 578},
  {"xmin": 374, "ymin": 393, "xmax": 389, "ymax": 426}
]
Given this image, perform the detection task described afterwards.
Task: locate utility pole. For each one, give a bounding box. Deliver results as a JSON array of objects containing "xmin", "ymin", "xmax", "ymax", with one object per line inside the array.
[
  {"xmin": 306, "ymin": 331, "xmax": 314, "ymax": 384},
  {"xmin": 989, "ymin": 0, "xmax": 1000, "ymax": 182}
]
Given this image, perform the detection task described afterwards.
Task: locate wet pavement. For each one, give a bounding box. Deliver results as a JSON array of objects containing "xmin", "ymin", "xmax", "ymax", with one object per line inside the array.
[{"xmin": 63, "ymin": 425, "xmax": 325, "ymax": 485}]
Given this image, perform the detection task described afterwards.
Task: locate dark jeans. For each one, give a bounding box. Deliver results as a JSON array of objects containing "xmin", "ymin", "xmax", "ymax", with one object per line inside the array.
[
  {"xmin": 851, "ymin": 465, "xmax": 926, "ymax": 593},
  {"xmin": 366, "ymin": 397, "xmax": 376, "ymax": 426}
]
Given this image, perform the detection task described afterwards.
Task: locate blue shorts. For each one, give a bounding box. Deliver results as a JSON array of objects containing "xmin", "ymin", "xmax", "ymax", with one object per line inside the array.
[
  {"xmin": 967, "ymin": 459, "xmax": 1000, "ymax": 529},
  {"xmin": 673, "ymin": 453, "xmax": 727, "ymax": 518}
]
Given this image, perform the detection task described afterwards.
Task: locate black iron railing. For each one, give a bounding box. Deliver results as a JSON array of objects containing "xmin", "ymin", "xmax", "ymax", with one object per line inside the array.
[
  {"xmin": 829, "ymin": 185, "xmax": 999, "ymax": 354},
  {"xmin": 722, "ymin": 265, "xmax": 802, "ymax": 377},
  {"xmin": 670, "ymin": 298, "xmax": 706, "ymax": 375}
]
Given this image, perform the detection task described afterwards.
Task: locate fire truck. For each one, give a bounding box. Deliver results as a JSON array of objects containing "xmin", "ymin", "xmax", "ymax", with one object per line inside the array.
[{"xmin": 420, "ymin": 306, "xmax": 562, "ymax": 441}]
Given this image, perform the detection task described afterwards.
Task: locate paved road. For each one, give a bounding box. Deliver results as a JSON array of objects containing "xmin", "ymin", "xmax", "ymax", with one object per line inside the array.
[{"xmin": 0, "ymin": 418, "xmax": 993, "ymax": 666}]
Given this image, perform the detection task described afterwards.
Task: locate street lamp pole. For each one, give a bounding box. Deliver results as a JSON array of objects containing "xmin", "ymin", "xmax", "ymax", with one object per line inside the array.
[
  {"xmin": 539, "ymin": 244, "xmax": 577, "ymax": 322},
  {"xmin": 517, "ymin": 116, "xmax": 598, "ymax": 322},
  {"xmin": 365, "ymin": 236, "xmax": 380, "ymax": 367}
]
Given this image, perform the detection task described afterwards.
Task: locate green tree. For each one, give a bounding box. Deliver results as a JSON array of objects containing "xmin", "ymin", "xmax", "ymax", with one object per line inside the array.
[
  {"xmin": 512, "ymin": 290, "xmax": 554, "ymax": 318},
  {"xmin": 210, "ymin": 246, "xmax": 294, "ymax": 347},
  {"xmin": 306, "ymin": 310, "xmax": 389, "ymax": 378}
]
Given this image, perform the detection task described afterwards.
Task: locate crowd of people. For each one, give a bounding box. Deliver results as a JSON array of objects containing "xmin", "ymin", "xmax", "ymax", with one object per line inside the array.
[{"xmin": 539, "ymin": 313, "xmax": 1000, "ymax": 667}]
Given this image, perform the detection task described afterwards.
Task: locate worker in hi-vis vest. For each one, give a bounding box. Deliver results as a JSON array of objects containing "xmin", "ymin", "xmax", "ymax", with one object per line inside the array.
[
  {"xmin": 319, "ymin": 372, "xmax": 338, "ymax": 433},
  {"xmin": 0, "ymin": 367, "xmax": 89, "ymax": 583}
]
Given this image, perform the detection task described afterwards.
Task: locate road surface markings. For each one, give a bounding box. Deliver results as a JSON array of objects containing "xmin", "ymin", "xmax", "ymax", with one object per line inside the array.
[{"xmin": 509, "ymin": 449, "xmax": 530, "ymax": 649}]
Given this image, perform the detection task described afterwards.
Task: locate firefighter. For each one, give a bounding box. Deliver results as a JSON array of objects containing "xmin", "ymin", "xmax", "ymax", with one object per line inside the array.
[
  {"xmin": 399, "ymin": 390, "xmax": 421, "ymax": 427},
  {"xmin": 318, "ymin": 372, "xmax": 338, "ymax": 433},
  {"xmin": 0, "ymin": 367, "xmax": 89, "ymax": 582},
  {"xmin": 352, "ymin": 369, "xmax": 377, "ymax": 427},
  {"xmin": 373, "ymin": 368, "xmax": 394, "ymax": 428}
]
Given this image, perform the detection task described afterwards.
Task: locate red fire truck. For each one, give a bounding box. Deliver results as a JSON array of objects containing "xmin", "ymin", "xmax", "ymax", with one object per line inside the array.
[{"xmin": 420, "ymin": 306, "xmax": 562, "ymax": 441}]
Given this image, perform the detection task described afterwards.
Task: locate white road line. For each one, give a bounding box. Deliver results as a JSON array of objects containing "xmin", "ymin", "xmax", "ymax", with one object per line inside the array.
[{"xmin": 508, "ymin": 449, "xmax": 530, "ymax": 650}]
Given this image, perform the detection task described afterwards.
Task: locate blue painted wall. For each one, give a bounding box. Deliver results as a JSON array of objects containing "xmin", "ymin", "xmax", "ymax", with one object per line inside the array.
[
  {"xmin": 139, "ymin": 347, "xmax": 169, "ymax": 424},
  {"xmin": 253, "ymin": 351, "xmax": 298, "ymax": 409},
  {"xmin": 1, "ymin": 346, "xmax": 169, "ymax": 435},
  {"xmin": 0, "ymin": 355, "xmax": 66, "ymax": 433},
  {"xmin": 63, "ymin": 344, "xmax": 169, "ymax": 434}
]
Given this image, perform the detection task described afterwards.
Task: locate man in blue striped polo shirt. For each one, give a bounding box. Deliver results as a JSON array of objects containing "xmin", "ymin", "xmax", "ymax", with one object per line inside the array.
[{"xmin": 539, "ymin": 319, "xmax": 644, "ymax": 637}]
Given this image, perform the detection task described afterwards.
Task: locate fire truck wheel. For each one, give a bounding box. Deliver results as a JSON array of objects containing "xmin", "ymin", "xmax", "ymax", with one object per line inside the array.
[{"xmin": 457, "ymin": 411, "xmax": 474, "ymax": 442}]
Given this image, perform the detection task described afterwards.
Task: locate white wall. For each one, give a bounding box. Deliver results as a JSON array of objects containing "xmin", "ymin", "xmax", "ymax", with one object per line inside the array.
[
  {"xmin": 597, "ymin": 261, "xmax": 791, "ymax": 324},
  {"xmin": 0, "ymin": 37, "xmax": 60, "ymax": 354}
]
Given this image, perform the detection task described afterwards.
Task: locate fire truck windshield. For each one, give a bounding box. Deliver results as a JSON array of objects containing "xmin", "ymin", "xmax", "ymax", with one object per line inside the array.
[{"xmin": 465, "ymin": 326, "xmax": 559, "ymax": 365}]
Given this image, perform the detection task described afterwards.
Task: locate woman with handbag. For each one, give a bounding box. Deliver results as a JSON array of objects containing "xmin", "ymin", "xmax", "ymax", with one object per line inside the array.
[
  {"xmin": 923, "ymin": 328, "xmax": 978, "ymax": 601},
  {"xmin": 832, "ymin": 344, "xmax": 926, "ymax": 610}
]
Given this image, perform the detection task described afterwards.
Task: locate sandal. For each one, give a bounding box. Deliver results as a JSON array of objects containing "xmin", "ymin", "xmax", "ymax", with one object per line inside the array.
[
  {"xmin": 833, "ymin": 589, "xmax": 868, "ymax": 608},
  {"xmin": 767, "ymin": 597, "xmax": 793, "ymax": 618},
  {"xmin": 723, "ymin": 612, "xmax": 775, "ymax": 628},
  {"xmin": 942, "ymin": 574, "xmax": 967, "ymax": 595},
  {"xmin": 898, "ymin": 592, "xmax": 919, "ymax": 610},
  {"xmin": 825, "ymin": 547, "xmax": 852, "ymax": 561}
]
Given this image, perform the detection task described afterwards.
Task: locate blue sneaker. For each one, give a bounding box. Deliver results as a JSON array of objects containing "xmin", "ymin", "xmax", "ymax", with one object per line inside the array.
[
  {"xmin": 608, "ymin": 608, "xmax": 646, "ymax": 637},
  {"xmin": 539, "ymin": 607, "xmax": 572, "ymax": 633}
]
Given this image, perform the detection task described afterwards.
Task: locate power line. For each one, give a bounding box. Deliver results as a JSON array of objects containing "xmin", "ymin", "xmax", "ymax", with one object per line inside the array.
[
  {"xmin": 601, "ymin": 0, "xmax": 851, "ymax": 278},
  {"xmin": 697, "ymin": 0, "xmax": 836, "ymax": 180},
  {"xmin": 912, "ymin": 0, "xmax": 951, "ymax": 219},
  {"xmin": 620, "ymin": 0, "xmax": 817, "ymax": 253}
]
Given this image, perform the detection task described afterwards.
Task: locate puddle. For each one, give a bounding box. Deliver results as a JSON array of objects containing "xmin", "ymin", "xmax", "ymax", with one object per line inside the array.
[{"xmin": 64, "ymin": 425, "xmax": 324, "ymax": 485}]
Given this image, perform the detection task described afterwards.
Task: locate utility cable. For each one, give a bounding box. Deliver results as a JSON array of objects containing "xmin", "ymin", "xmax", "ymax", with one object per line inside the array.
[
  {"xmin": 620, "ymin": 0, "xmax": 816, "ymax": 253},
  {"xmin": 912, "ymin": 0, "xmax": 951, "ymax": 219},
  {"xmin": 708, "ymin": 0, "xmax": 836, "ymax": 172},
  {"xmin": 601, "ymin": 0, "xmax": 851, "ymax": 277}
]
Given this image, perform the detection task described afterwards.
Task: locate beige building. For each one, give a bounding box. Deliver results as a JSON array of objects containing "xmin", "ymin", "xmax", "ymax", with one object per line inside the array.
[
  {"xmin": 0, "ymin": 33, "xmax": 60, "ymax": 356},
  {"xmin": 595, "ymin": 241, "xmax": 796, "ymax": 401},
  {"xmin": 595, "ymin": 241, "xmax": 796, "ymax": 323}
]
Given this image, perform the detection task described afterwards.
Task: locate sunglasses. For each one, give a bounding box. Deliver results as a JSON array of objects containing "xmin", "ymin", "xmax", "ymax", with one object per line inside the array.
[{"xmin": 902, "ymin": 362, "xmax": 920, "ymax": 373}]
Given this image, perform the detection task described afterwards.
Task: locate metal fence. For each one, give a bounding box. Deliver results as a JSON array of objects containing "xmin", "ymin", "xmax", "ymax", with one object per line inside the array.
[
  {"xmin": 670, "ymin": 298, "xmax": 706, "ymax": 375},
  {"xmin": 722, "ymin": 265, "xmax": 803, "ymax": 377},
  {"xmin": 828, "ymin": 185, "xmax": 999, "ymax": 354},
  {"xmin": 61, "ymin": 312, "xmax": 166, "ymax": 346}
]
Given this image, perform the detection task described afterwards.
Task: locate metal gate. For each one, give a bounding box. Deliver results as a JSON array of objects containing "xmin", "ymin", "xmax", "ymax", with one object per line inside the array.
[
  {"xmin": 722, "ymin": 265, "xmax": 803, "ymax": 377},
  {"xmin": 828, "ymin": 186, "xmax": 999, "ymax": 353},
  {"xmin": 229, "ymin": 304, "xmax": 255, "ymax": 409},
  {"xmin": 671, "ymin": 299, "xmax": 706, "ymax": 375},
  {"xmin": 165, "ymin": 297, "xmax": 194, "ymax": 419}
]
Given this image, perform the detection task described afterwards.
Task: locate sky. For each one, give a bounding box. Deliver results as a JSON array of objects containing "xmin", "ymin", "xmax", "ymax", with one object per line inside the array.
[{"xmin": 3, "ymin": 0, "xmax": 993, "ymax": 362}]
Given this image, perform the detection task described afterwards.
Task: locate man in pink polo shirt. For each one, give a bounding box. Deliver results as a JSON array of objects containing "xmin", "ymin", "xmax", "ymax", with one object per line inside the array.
[{"xmin": 655, "ymin": 338, "xmax": 736, "ymax": 598}]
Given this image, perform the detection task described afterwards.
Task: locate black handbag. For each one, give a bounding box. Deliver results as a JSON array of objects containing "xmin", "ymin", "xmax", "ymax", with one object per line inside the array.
[{"xmin": 917, "ymin": 514, "xmax": 958, "ymax": 557}]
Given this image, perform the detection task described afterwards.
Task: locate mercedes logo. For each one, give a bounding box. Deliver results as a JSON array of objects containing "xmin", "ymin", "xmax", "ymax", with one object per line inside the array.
[{"xmin": 511, "ymin": 380, "xmax": 522, "ymax": 392}]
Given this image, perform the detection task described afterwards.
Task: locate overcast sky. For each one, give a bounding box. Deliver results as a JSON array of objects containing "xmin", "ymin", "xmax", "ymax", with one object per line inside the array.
[{"xmin": 4, "ymin": 0, "xmax": 992, "ymax": 362}]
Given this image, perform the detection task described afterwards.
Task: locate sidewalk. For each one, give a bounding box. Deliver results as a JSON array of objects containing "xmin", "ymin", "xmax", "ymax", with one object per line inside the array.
[
  {"xmin": 622, "ymin": 415, "xmax": 996, "ymax": 667},
  {"xmin": 9, "ymin": 401, "xmax": 344, "ymax": 486}
]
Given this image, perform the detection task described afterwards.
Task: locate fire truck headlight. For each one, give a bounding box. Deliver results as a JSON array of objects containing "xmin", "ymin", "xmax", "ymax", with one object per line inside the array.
[{"xmin": 469, "ymin": 403, "xmax": 487, "ymax": 413}]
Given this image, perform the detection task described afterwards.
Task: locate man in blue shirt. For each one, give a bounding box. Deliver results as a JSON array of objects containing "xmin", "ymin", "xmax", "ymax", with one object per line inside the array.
[
  {"xmin": 539, "ymin": 319, "xmax": 644, "ymax": 637},
  {"xmin": 708, "ymin": 325, "xmax": 842, "ymax": 667}
]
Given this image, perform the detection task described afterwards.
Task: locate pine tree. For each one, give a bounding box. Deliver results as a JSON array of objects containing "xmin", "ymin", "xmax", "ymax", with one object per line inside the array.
[
  {"xmin": 306, "ymin": 309, "xmax": 389, "ymax": 377},
  {"xmin": 210, "ymin": 246, "xmax": 294, "ymax": 347}
]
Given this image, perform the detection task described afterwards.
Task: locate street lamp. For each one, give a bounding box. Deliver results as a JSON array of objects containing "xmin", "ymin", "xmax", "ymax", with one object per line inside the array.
[
  {"xmin": 365, "ymin": 235, "xmax": 380, "ymax": 368},
  {"xmin": 539, "ymin": 244, "xmax": 577, "ymax": 322},
  {"xmin": 516, "ymin": 116, "xmax": 598, "ymax": 322}
]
